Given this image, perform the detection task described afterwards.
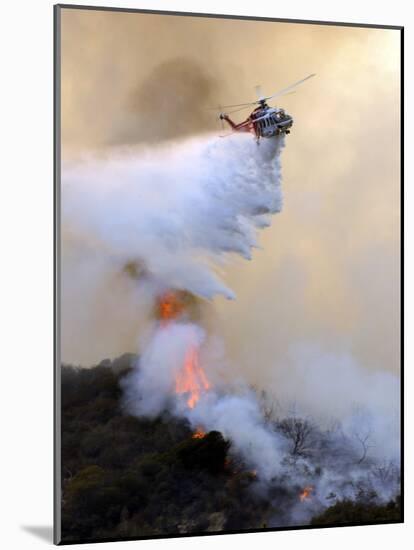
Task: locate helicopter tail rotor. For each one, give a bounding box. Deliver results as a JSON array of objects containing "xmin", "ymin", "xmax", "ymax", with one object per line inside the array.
[{"xmin": 218, "ymin": 105, "xmax": 225, "ymax": 131}]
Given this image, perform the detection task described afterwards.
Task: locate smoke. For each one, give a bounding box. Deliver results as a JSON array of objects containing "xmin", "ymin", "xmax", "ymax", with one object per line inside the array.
[
  {"xmin": 59, "ymin": 10, "xmax": 400, "ymax": 525},
  {"xmin": 62, "ymin": 132, "xmax": 283, "ymax": 307},
  {"xmin": 61, "ymin": 12, "xmax": 400, "ymax": 384},
  {"xmin": 63, "ymin": 132, "xmax": 288, "ymax": 478},
  {"xmin": 124, "ymin": 321, "xmax": 207, "ymax": 418},
  {"xmin": 114, "ymin": 57, "xmax": 220, "ymax": 145},
  {"xmin": 121, "ymin": 319, "xmax": 287, "ymax": 480},
  {"xmin": 272, "ymin": 343, "xmax": 400, "ymax": 462},
  {"xmin": 62, "ymin": 133, "xmax": 284, "ymax": 366},
  {"xmin": 189, "ymin": 391, "xmax": 287, "ymax": 480},
  {"xmin": 62, "ymin": 130, "xmax": 399, "ymax": 488}
]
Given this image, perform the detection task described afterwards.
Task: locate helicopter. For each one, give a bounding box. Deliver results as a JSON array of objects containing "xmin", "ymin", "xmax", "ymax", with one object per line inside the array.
[{"xmin": 217, "ymin": 73, "xmax": 316, "ymax": 142}]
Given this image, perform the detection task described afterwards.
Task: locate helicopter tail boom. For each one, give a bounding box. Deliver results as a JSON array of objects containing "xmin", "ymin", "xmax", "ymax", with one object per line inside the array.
[{"xmin": 220, "ymin": 113, "xmax": 251, "ymax": 133}]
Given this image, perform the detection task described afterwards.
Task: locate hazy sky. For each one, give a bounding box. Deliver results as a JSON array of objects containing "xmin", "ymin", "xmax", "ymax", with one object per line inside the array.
[{"xmin": 60, "ymin": 8, "xmax": 400, "ymax": 384}]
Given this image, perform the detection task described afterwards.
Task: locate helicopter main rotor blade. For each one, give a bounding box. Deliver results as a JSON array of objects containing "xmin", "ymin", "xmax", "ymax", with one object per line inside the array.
[
  {"xmin": 263, "ymin": 73, "xmax": 316, "ymax": 102},
  {"xmin": 209, "ymin": 74, "xmax": 314, "ymax": 111},
  {"xmin": 225, "ymin": 91, "xmax": 296, "ymax": 115},
  {"xmin": 255, "ymin": 84, "xmax": 263, "ymax": 101},
  {"xmin": 215, "ymin": 90, "xmax": 297, "ymax": 115},
  {"xmin": 218, "ymin": 100, "xmax": 259, "ymax": 109}
]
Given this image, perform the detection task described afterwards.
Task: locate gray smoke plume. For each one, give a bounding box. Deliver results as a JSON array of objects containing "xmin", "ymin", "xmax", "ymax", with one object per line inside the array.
[{"xmin": 62, "ymin": 131, "xmax": 399, "ymax": 514}]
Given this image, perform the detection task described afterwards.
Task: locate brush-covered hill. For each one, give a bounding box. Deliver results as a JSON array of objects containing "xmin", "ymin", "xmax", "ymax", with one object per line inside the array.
[{"xmin": 60, "ymin": 358, "xmax": 400, "ymax": 543}]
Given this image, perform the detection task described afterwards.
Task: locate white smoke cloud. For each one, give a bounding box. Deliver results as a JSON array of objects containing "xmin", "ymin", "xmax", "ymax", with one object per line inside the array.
[
  {"xmin": 271, "ymin": 343, "xmax": 400, "ymax": 462},
  {"xmin": 188, "ymin": 390, "xmax": 287, "ymax": 480}
]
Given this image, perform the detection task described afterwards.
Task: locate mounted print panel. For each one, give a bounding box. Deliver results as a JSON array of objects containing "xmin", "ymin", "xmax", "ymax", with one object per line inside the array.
[{"xmin": 54, "ymin": 4, "xmax": 403, "ymax": 544}]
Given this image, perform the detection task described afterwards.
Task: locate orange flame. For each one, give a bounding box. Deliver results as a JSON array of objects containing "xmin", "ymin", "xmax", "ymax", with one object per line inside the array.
[
  {"xmin": 299, "ymin": 485, "xmax": 314, "ymax": 502},
  {"xmin": 175, "ymin": 345, "xmax": 210, "ymax": 408},
  {"xmin": 158, "ymin": 291, "xmax": 184, "ymax": 323},
  {"xmin": 192, "ymin": 428, "xmax": 206, "ymax": 439},
  {"xmin": 157, "ymin": 290, "xmax": 211, "ymax": 409}
]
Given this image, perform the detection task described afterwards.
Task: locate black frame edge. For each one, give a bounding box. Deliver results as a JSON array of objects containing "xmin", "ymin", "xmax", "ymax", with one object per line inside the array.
[
  {"xmin": 55, "ymin": 3, "xmax": 403, "ymax": 30},
  {"xmin": 399, "ymin": 25, "xmax": 404, "ymax": 525},
  {"xmin": 53, "ymin": 3, "xmax": 62, "ymax": 546}
]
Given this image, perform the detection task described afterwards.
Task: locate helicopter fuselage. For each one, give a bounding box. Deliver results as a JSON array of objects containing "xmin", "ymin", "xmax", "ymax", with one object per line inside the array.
[
  {"xmin": 220, "ymin": 102, "xmax": 293, "ymax": 141},
  {"xmin": 216, "ymin": 73, "xmax": 314, "ymax": 141}
]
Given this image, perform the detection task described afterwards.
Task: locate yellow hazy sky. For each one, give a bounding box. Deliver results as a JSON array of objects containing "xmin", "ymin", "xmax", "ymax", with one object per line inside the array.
[{"xmin": 60, "ymin": 8, "xmax": 400, "ymax": 382}]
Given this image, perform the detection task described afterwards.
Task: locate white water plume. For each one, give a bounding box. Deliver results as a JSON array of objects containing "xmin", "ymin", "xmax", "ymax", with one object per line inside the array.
[{"xmin": 62, "ymin": 133, "xmax": 284, "ymax": 304}]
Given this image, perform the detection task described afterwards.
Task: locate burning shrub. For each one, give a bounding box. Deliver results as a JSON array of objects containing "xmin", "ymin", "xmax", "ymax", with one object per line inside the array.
[{"xmin": 299, "ymin": 485, "xmax": 314, "ymax": 502}]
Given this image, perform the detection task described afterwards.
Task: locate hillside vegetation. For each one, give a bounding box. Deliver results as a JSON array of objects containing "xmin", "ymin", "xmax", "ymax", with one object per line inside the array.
[{"xmin": 60, "ymin": 358, "xmax": 401, "ymax": 542}]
